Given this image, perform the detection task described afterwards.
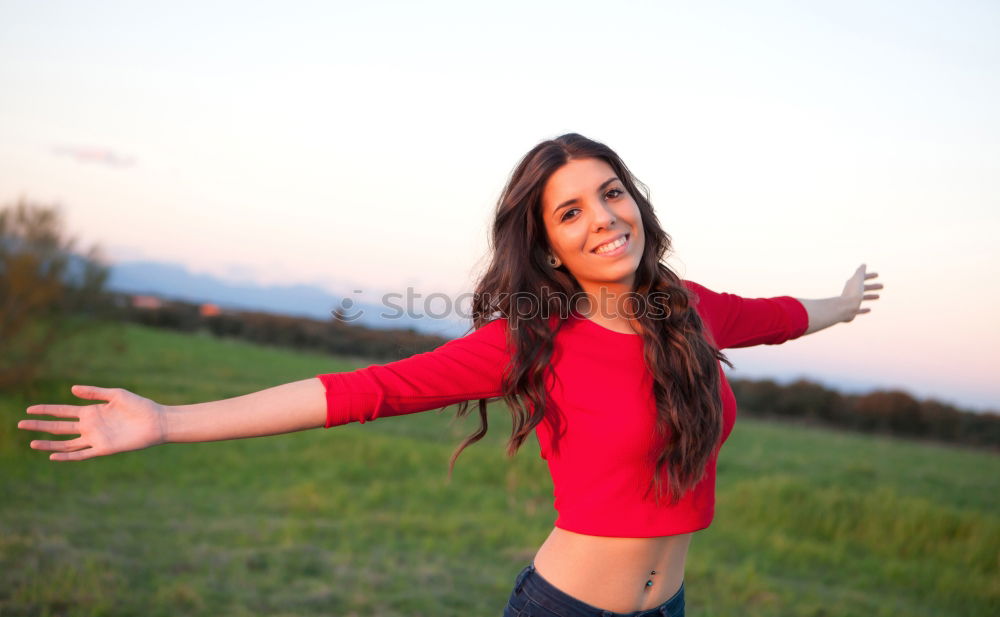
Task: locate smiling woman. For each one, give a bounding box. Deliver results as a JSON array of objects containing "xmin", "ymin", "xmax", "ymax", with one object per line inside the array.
[
  {"xmin": 542, "ymin": 157, "xmax": 646, "ymax": 332},
  {"xmin": 18, "ymin": 132, "xmax": 881, "ymax": 616}
]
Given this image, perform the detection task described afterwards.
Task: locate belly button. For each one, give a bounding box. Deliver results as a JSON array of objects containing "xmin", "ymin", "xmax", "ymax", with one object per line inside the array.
[{"xmin": 643, "ymin": 569, "xmax": 657, "ymax": 590}]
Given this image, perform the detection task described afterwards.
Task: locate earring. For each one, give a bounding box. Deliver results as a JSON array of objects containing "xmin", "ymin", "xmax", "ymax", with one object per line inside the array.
[{"xmin": 547, "ymin": 253, "xmax": 562, "ymax": 268}]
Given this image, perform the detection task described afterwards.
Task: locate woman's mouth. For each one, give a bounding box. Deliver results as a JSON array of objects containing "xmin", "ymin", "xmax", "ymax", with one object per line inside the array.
[{"xmin": 592, "ymin": 234, "xmax": 629, "ymax": 258}]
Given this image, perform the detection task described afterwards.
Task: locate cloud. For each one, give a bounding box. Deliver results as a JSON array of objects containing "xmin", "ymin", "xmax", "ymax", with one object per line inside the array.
[{"xmin": 51, "ymin": 145, "xmax": 136, "ymax": 168}]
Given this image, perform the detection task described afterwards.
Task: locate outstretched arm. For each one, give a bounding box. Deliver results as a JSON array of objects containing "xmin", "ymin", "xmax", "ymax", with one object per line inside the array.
[
  {"xmin": 165, "ymin": 378, "xmax": 327, "ymax": 441},
  {"xmin": 18, "ymin": 379, "xmax": 328, "ymax": 461},
  {"xmin": 18, "ymin": 316, "xmax": 512, "ymax": 462},
  {"xmin": 796, "ymin": 264, "xmax": 882, "ymax": 336}
]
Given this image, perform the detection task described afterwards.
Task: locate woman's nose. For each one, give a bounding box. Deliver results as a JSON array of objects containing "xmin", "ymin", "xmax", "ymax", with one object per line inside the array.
[{"xmin": 591, "ymin": 203, "xmax": 617, "ymax": 230}]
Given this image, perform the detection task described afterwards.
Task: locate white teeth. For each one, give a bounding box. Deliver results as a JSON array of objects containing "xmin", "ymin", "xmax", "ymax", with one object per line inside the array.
[{"xmin": 594, "ymin": 236, "xmax": 627, "ymax": 254}]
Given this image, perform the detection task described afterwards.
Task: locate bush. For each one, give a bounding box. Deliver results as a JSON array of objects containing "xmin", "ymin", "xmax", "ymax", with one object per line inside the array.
[{"xmin": 0, "ymin": 197, "xmax": 112, "ymax": 391}]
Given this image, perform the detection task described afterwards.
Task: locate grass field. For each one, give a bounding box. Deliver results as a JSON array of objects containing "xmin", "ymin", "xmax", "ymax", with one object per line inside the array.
[{"xmin": 1, "ymin": 321, "xmax": 997, "ymax": 616}]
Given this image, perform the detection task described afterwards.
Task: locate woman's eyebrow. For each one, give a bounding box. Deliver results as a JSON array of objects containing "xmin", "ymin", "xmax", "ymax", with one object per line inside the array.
[{"xmin": 552, "ymin": 177, "xmax": 620, "ymax": 215}]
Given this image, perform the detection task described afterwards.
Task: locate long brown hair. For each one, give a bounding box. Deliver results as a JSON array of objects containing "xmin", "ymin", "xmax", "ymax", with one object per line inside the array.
[{"xmin": 448, "ymin": 133, "xmax": 733, "ymax": 506}]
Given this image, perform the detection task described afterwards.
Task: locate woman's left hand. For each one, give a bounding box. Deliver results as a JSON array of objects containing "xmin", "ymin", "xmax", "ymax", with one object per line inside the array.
[{"xmin": 841, "ymin": 263, "xmax": 882, "ymax": 322}]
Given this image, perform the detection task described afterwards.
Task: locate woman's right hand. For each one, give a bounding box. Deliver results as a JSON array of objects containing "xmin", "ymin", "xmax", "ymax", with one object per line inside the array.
[{"xmin": 18, "ymin": 385, "xmax": 168, "ymax": 461}]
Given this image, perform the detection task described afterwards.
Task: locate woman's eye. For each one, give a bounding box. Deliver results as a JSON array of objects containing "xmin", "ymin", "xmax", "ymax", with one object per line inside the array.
[{"xmin": 560, "ymin": 190, "xmax": 622, "ymax": 221}]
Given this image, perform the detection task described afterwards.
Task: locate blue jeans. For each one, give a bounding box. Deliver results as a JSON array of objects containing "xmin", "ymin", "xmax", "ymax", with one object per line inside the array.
[{"xmin": 503, "ymin": 562, "xmax": 685, "ymax": 617}]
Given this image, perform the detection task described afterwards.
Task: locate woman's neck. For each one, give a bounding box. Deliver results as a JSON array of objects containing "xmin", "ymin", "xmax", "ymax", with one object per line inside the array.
[{"xmin": 575, "ymin": 284, "xmax": 644, "ymax": 335}]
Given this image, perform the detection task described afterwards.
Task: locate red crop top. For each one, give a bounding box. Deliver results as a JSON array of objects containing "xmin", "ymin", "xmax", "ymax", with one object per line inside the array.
[{"xmin": 315, "ymin": 280, "xmax": 809, "ymax": 537}]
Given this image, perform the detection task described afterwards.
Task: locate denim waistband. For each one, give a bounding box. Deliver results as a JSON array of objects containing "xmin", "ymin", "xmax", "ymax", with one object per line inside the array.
[{"xmin": 513, "ymin": 562, "xmax": 685, "ymax": 617}]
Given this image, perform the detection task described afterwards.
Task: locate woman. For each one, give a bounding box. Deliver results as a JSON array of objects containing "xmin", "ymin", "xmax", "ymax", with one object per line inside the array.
[{"xmin": 19, "ymin": 133, "xmax": 881, "ymax": 616}]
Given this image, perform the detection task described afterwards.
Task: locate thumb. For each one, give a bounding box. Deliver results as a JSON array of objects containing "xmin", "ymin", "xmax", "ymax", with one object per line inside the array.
[{"xmin": 71, "ymin": 384, "xmax": 118, "ymax": 401}]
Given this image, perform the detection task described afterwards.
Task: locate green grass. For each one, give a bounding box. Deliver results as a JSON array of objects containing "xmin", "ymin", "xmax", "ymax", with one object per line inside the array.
[{"xmin": 1, "ymin": 321, "xmax": 997, "ymax": 616}]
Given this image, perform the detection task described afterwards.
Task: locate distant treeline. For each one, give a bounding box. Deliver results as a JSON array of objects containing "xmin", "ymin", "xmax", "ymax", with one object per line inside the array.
[
  {"xmin": 110, "ymin": 292, "xmax": 999, "ymax": 451},
  {"xmin": 108, "ymin": 292, "xmax": 451, "ymax": 361},
  {"xmin": 729, "ymin": 378, "xmax": 999, "ymax": 451}
]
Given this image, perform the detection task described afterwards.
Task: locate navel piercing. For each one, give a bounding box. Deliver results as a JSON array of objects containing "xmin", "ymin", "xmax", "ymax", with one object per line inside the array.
[{"xmin": 644, "ymin": 569, "xmax": 656, "ymax": 590}]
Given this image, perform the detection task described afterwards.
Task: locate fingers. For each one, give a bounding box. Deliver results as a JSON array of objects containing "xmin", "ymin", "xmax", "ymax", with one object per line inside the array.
[
  {"xmin": 863, "ymin": 294, "xmax": 880, "ymax": 300},
  {"xmin": 29, "ymin": 436, "xmax": 88, "ymax": 452},
  {"xmin": 865, "ymin": 283, "xmax": 883, "ymax": 290},
  {"xmin": 18, "ymin": 419, "xmax": 80, "ymax": 435},
  {"xmin": 25, "ymin": 404, "xmax": 83, "ymax": 419},
  {"xmin": 24, "ymin": 384, "xmax": 118, "ymax": 418},
  {"xmin": 71, "ymin": 384, "xmax": 120, "ymax": 401},
  {"xmin": 50, "ymin": 448, "xmax": 99, "ymax": 462}
]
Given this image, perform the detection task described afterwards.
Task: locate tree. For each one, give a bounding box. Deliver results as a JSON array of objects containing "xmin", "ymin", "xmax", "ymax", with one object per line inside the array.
[
  {"xmin": 0, "ymin": 197, "xmax": 111, "ymax": 390},
  {"xmin": 850, "ymin": 389, "xmax": 922, "ymax": 434}
]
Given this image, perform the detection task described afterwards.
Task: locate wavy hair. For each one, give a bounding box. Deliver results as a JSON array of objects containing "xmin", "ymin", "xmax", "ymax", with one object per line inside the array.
[{"xmin": 447, "ymin": 133, "xmax": 733, "ymax": 506}]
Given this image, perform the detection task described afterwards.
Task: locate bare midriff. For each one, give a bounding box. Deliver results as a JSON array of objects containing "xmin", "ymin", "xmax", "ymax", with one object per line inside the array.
[{"xmin": 532, "ymin": 526, "xmax": 692, "ymax": 613}]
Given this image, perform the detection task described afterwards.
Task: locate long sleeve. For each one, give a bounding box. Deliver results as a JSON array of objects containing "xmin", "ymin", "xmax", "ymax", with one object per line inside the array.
[
  {"xmin": 316, "ymin": 317, "xmax": 512, "ymax": 428},
  {"xmin": 683, "ymin": 280, "xmax": 809, "ymax": 350}
]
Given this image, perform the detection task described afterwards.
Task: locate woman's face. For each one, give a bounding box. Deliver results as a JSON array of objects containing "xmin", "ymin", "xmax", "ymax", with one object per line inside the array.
[{"xmin": 540, "ymin": 157, "xmax": 645, "ymax": 295}]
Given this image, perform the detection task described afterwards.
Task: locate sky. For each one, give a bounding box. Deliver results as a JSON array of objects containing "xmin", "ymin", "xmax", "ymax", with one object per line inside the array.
[{"xmin": 1, "ymin": 0, "xmax": 998, "ymax": 412}]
